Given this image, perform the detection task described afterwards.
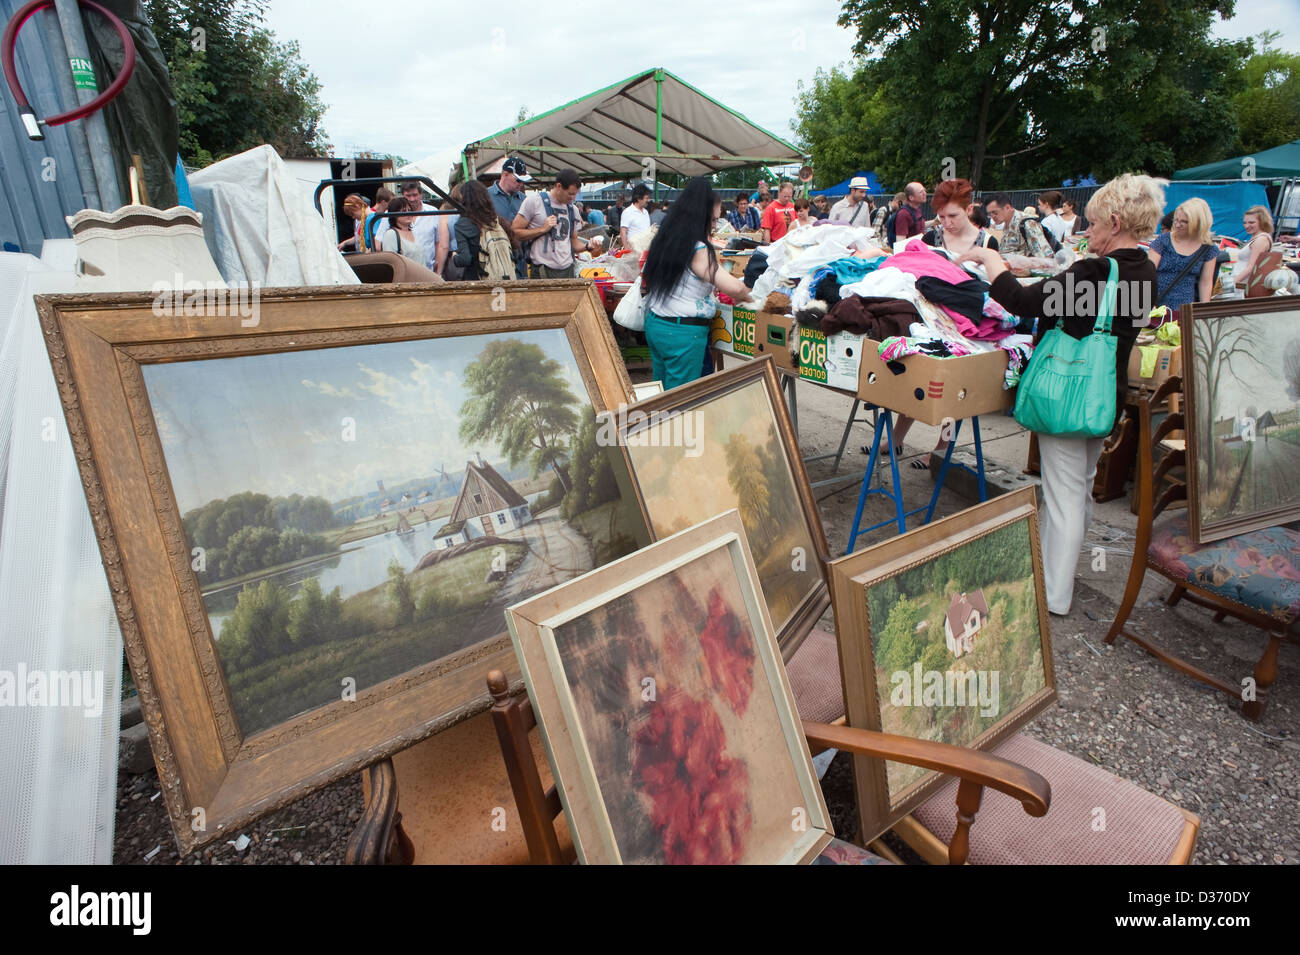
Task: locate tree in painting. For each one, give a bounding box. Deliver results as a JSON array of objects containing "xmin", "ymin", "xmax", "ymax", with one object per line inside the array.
[
  {"xmin": 459, "ymin": 340, "xmax": 580, "ymax": 493},
  {"xmin": 725, "ymin": 434, "xmax": 773, "ymax": 550}
]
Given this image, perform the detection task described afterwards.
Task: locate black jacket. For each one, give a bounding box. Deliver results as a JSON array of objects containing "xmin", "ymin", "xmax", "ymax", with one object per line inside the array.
[
  {"xmin": 453, "ymin": 216, "xmax": 483, "ymax": 281},
  {"xmin": 990, "ymin": 247, "xmax": 1156, "ymax": 408}
]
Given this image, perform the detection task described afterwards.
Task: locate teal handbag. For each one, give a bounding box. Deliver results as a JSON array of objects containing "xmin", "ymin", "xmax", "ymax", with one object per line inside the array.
[{"xmin": 1013, "ymin": 257, "xmax": 1119, "ymax": 438}]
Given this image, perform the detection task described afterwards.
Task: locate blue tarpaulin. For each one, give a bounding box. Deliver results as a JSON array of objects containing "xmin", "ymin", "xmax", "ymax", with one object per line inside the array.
[
  {"xmin": 811, "ymin": 171, "xmax": 886, "ymax": 196},
  {"xmin": 1162, "ymin": 181, "xmax": 1271, "ymax": 242}
]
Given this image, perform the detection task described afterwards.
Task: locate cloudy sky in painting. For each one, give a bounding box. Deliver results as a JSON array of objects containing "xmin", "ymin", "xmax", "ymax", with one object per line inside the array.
[
  {"xmin": 144, "ymin": 328, "xmax": 586, "ymax": 511},
  {"xmin": 260, "ymin": 0, "xmax": 1298, "ymax": 164}
]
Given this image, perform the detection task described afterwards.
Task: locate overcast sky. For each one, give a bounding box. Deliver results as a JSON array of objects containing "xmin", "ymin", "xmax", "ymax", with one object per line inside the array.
[{"xmin": 262, "ymin": 1, "xmax": 1299, "ymax": 164}]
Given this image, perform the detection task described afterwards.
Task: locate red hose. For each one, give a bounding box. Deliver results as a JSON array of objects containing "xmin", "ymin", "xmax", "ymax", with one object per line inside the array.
[{"xmin": 2, "ymin": 0, "xmax": 136, "ymax": 140}]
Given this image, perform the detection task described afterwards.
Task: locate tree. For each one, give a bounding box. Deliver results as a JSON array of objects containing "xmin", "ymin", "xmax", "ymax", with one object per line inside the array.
[
  {"xmin": 147, "ymin": 0, "xmax": 330, "ymax": 165},
  {"xmin": 806, "ymin": 0, "xmax": 1244, "ymax": 188},
  {"xmin": 287, "ymin": 578, "xmax": 345, "ymax": 648},
  {"xmin": 219, "ymin": 579, "xmax": 292, "ymax": 668},
  {"xmin": 459, "ymin": 339, "xmax": 581, "ymax": 493},
  {"xmin": 1234, "ymin": 32, "xmax": 1300, "ymax": 154},
  {"xmin": 386, "ymin": 560, "xmax": 415, "ymax": 627}
]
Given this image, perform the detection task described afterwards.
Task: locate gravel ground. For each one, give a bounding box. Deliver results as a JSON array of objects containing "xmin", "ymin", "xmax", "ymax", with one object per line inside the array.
[{"xmin": 113, "ymin": 365, "xmax": 1298, "ymax": 865}]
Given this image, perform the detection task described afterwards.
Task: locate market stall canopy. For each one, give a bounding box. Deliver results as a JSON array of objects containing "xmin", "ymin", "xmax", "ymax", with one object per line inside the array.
[
  {"xmin": 463, "ymin": 68, "xmax": 805, "ymax": 179},
  {"xmin": 1172, "ymin": 140, "xmax": 1300, "ymax": 180},
  {"xmin": 1163, "ymin": 181, "xmax": 1271, "ymax": 241},
  {"xmin": 811, "ymin": 171, "xmax": 885, "ymax": 196}
]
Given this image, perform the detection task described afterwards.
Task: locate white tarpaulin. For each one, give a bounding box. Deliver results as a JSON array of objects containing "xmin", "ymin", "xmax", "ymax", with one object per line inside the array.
[
  {"xmin": 465, "ymin": 68, "xmax": 804, "ymax": 179},
  {"xmin": 0, "ymin": 206, "xmax": 229, "ymax": 863},
  {"xmin": 0, "ymin": 252, "xmax": 120, "ymax": 864},
  {"xmin": 189, "ymin": 145, "xmax": 360, "ymax": 288}
]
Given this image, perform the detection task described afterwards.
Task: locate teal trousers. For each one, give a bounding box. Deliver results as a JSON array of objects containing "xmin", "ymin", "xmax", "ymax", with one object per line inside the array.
[{"xmin": 645, "ymin": 311, "xmax": 710, "ymax": 392}]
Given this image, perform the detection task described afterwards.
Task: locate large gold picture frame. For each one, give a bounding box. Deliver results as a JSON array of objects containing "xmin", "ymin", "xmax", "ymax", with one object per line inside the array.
[{"xmin": 36, "ymin": 281, "xmax": 650, "ymax": 852}]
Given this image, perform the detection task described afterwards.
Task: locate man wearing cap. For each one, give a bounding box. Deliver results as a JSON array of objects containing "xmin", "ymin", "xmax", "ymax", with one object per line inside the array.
[
  {"xmin": 828, "ymin": 177, "xmax": 873, "ymax": 227},
  {"xmin": 491, "ymin": 157, "xmax": 531, "ymax": 278}
]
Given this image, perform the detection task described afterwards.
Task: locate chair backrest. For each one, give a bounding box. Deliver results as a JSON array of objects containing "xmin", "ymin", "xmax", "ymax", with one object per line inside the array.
[
  {"xmin": 1133, "ymin": 376, "xmax": 1186, "ymax": 558},
  {"xmin": 486, "ymin": 670, "xmax": 568, "ymax": 865}
]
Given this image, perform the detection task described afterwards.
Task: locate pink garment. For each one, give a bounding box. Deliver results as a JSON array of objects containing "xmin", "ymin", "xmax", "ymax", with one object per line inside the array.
[
  {"xmin": 883, "ymin": 239, "xmax": 979, "ymax": 285},
  {"xmin": 882, "ymin": 239, "xmax": 989, "ymax": 337}
]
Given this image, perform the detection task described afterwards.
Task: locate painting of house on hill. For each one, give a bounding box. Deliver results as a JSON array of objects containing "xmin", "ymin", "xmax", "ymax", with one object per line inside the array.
[{"xmin": 944, "ymin": 589, "xmax": 989, "ymax": 658}]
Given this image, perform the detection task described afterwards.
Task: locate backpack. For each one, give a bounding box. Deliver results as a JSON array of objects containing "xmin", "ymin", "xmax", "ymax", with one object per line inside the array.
[
  {"xmin": 478, "ymin": 221, "xmax": 516, "ymax": 283},
  {"xmin": 532, "ymin": 192, "xmax": 577, "ymax": 265},
  {"xmin": 1021, "ymin": 215, "xmax": 1062, "ymax": 254},
  {"xmin": 885, "ymin": 210, "xmax": 900, "ymax": 246}
]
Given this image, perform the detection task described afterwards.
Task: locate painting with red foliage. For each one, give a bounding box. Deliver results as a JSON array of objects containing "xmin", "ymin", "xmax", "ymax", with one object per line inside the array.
[{"xmin": 552, "ymin": 545, "xmax": 811, "ymax": 863}]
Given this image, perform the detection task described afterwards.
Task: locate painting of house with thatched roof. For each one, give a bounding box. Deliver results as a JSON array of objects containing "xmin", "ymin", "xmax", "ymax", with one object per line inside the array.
[{"xmin": 433, "ymin": 453, "xmax": 531, "ymax": 550}]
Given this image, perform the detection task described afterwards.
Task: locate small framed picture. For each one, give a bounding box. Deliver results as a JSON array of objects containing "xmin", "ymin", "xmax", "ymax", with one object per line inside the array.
[
  {"xmin": 828, "ymin": 487, "xmax": 1056, "ymax": 842},
  {"xmin": 1181, "ymin": 299, "xmax": 1300, "ymax": 543},
  {"xmin": 616, "ymin": 357, "xmax": 830, "ymax": 659},
  {"xmin": 506, "ymin": 510, "xmax": 833, "ymax": 864}
]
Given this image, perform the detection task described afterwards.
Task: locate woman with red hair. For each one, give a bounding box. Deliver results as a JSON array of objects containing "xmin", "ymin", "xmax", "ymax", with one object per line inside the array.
[{"xmin": 923, "ymin": 178, "xmax": 998, "ymax": 258}]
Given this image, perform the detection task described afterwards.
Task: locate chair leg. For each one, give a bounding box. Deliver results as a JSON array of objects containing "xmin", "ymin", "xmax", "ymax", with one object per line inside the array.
[
  {"xmin": 1104, "ymin": 555, "xmax": 1149, "ymax": 647},
  {"xmin": 1242, "ymin": 633, "xmax": 1284, "ymax": 721},
  {"xmin": 1213, "ymin": 611, "xmax": 1227, "ymax": 623},
  {"xmin": 1166, "ymin": 584, "xmax": 1186, "ymax": 607}
]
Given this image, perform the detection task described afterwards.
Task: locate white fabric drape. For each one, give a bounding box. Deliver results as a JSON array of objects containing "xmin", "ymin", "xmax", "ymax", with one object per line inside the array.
[{"xmin": 0, "ymin": 253, "xmax": 121, "ymax": 864}]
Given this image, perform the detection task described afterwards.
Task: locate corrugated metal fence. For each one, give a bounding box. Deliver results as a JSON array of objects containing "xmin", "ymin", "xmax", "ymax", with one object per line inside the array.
[{"xmin": 0, "ymin": 0, "xmax": 95, "ymax": 254}]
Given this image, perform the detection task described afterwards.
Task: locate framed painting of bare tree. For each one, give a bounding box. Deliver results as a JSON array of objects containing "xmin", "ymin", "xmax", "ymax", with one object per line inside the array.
[
  {"xmin": 1182, "ymin": 299, "xmax": 1300, "ymax": 544},
  {"xmin": 613, "ymin": 357, "xmax": 830, "ymax": 660},
  {"xmin": 506, "ymin": 510, "xmax": 833, "ymax": 864},
  {"xmin": 36, "ymin": 281, "xmax": 651, "ymax": 852},
  {"xmin": 827, "ymin": 488, "xmax": 1055, "ymax": 844}
]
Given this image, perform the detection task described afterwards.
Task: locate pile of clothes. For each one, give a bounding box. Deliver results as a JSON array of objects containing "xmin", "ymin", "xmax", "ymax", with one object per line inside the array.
[{"xmin": 738, "ymin": 229, "xmax": 1040, "ymax": 390}]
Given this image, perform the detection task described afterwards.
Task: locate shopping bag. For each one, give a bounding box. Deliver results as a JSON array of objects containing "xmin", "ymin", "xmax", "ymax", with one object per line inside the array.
[
  {"xmin": 1013, "ymin": 258, "xmax": 1119, "ymax": 438},
  {"xmin": 613, "ymin": 279, "xmax": 647, "ymax": 331}
]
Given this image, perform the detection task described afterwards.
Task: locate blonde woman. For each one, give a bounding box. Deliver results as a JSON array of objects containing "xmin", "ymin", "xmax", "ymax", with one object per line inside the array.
[
  {"xmin": 1147, "ymin": 197, "xmax": 1217, "ymax": 308},
  {"xmin": 1235, "ymin": 205, "xmax": 1276, "ymax": 288},
  {"xmin": 337, "ymin": 194, "xmax": 371, "ymax": 251},
  {"xmin": 960, "ymin": 174, "xmax": 1163, "ymax": 615}
]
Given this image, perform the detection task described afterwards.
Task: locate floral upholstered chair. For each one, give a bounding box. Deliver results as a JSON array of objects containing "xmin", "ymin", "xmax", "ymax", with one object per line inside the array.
[{"xmin": 1106, "ymin": 376, "xmax": 1292, "ymax": 721}]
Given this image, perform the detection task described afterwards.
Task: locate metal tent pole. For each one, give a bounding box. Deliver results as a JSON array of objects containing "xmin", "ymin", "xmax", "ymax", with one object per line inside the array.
[
  {"xmin": 653, "ymin": 68, "xmax": 663, "ymax": 201},
  {"xmin": 52, "ymin": 0, "xmax": 121, "ymax": 209},
  {"xmin": 34, "ymin": 6, "xmax": 102, "ymax": 209}
]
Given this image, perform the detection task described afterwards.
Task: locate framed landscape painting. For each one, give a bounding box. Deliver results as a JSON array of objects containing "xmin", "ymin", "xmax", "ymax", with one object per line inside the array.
[
  {"xmin": 615, "ymin": 357, "xmax": 830, "ymax": 660},
  {"xmin": 827, "ymin": 488, "xmax": 1056, "ymax": 843},
  {"xmin": 506, "ymin": 510, "xmax": 833, "ymax": 864},
  {"xmin": 36, "ymin": 281, "xmax": 651, "ymax": 852},
  {"xmin": 1181, "ymin": 299, "xmax": 1300, "ymax": 544}
]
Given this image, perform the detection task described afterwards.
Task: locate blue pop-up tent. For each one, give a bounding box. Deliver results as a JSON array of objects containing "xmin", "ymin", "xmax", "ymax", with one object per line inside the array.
[
  {"xmin": 811, "ymin": 170, "xmax": 886, "ymax": 196},
  {"xmin": 1162, "ymin": 181, "xmax": 1271, "ymax": 242}
]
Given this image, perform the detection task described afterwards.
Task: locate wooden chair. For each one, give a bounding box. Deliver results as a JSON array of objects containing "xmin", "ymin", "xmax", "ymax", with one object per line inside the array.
[
  {"xmin": 789, "ymin": 624, "xmax": 1200, "ymax": 865},
  {"xmin": 484, "ymin": 668, "xmax": 1050, "ymax": 865},
  {"xmin": 1105, "ymin": 376, "xmax": 1293, "ymax": 721}
]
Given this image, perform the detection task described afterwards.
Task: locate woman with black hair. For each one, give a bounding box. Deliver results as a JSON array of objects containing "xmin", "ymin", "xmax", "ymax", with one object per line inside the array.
[
  {"xmin": 453, "ymin": 180, "xmax": 518, "ymax": 282},
  {"xmin": 642, "ymin": 178, "xmax": 750, "ymax": 391}
]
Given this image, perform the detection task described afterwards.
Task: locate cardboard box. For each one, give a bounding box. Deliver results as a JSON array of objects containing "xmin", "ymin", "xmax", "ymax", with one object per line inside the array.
[
  {"xmin": 857, "ymin": 341, "xmax": 1012, "ymax": 426},
  {"xmin": 753, "ymin": 312, "xmax": 867, "ymax": 391},
  {"xmin": 1127, "ymin": 342, "xmax": 1181, "ymax": 390},
  {"xmin": 711, "ymin": 304, "xmax": 758, "ymax": 357}
]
